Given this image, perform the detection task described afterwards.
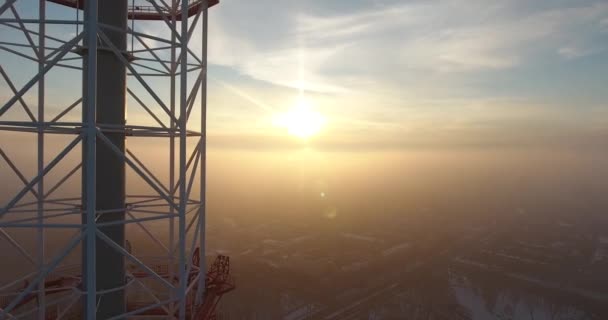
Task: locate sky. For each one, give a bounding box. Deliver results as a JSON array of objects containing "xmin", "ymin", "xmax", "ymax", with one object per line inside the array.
[
  {"xmin": 199, "ymin": 0, "xmax": 608, "ymax": 150},
  {"xmin": 1, "ymin": 0, "xmax": 608, "ymax": 151}
]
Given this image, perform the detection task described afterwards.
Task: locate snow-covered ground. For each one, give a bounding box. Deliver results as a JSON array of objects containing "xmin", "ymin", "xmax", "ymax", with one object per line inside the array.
[
  {"xmin": 382, "ymin": 242, "xmax": 411, "ymax": 257},
  {"xmin": 450, "ymin": 273, "xmax": 587, "ymax": 320},
  {"xmin": 340, "ymin": 233, "xmax": 378, "ymax": 243}
]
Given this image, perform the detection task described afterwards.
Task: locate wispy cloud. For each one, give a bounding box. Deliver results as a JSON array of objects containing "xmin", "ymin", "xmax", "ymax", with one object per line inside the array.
[
  {"xmin": 557, "ymin": 46, "xmax": 594, "ymax": 59},
  {"xmin": 207, "ymin": 0, "xmax": 608, "ymax": 93},
  {"xmin": 185, "ymin": 0, "xmax": 608, "ymax": 149}
]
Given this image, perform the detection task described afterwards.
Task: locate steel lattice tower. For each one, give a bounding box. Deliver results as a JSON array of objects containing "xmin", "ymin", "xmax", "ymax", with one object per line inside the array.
[{"xmin": 0, "ymin": 0, "xmax": 219, "ymax": 318}]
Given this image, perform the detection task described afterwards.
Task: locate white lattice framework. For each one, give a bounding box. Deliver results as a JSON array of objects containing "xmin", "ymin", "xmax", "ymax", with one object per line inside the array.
[{"xmin": 0, "ymin": 0, "xmax": 211, "ymax": 318}]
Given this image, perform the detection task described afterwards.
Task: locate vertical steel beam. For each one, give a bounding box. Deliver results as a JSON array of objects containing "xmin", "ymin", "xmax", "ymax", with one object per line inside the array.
[
  {"xmin": 178, "ymin": 1, "xmax": 189, "ymax": 318},
  {"xmin": 95, "ymin": 0, "xmax": 128, "ymax": 318},
  {"xmin": 82, "ymin": 0, "xmax": 98, "ymax": 317},
  {"xmin": 169, "ymin": 0, "xmax": 177, "ymax": 316},
  {"xmin": 196, "ymin": 0, "xmax": 209, "ymax": 306},
  {"xmin": 37, "ymin": 1, "xmax": 46, "ymax": 319}
]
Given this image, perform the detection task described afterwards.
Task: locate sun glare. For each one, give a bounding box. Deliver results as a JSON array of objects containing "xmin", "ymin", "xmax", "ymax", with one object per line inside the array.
[{"xmin": 275, "ymin": 97, "xmax": 325, "ymax": 139}]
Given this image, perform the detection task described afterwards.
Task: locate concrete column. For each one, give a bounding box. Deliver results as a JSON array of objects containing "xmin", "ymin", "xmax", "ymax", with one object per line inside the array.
[
  {"xmin": 83, "ymin": 0, "xmax": 128, "ymax": 318},
  {"xmin": 96, "ymin": 1, "xmax": 128, "ymax": 318}
]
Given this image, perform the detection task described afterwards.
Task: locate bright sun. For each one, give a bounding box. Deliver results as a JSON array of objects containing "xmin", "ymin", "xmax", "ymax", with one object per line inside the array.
[{"xmin": 274, "ymin": 97, "xmax": 325, "ymax": 139}]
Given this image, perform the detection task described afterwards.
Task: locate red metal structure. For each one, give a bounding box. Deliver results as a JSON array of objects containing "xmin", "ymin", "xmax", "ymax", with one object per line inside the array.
[
  {"xmin": 194, "ymin": 254, "xmax": 234, "ymax": 319},
  {"xmin": 0, "ymin": 251, "xmax": 235, "ymax": 319}
]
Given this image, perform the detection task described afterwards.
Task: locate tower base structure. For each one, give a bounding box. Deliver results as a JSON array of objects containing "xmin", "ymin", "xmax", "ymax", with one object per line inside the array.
[{"xmin": 0, "ymin": 1, "xmax": 226, "ymax": 319}]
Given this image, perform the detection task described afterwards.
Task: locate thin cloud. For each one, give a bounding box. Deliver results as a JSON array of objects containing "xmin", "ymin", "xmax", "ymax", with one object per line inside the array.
[
  {"xmin": 207, "ymin": 0, "xmax": 608, "ymax": 91},
  {"xmin": 211, "ymin": 77, "xmax": 275, "ymax": 113},
  {"xmin": 557, "ymin": 46, "xmax": 593, "ymax": 60}
]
